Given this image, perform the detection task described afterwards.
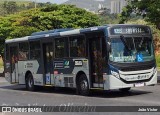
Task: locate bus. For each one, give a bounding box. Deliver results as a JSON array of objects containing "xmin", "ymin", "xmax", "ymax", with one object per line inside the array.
[{"xmin": 4, "ymin": 24, "xmax": 157, "ymax": 96}]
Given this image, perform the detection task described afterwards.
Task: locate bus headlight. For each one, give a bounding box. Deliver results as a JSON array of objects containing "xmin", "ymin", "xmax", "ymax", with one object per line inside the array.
[
  {"xmin": 153, "ymin": 67, "xmax": 157, "ymax": 75},
  {"xmin": 111, "ymin": 70, "xmax": 120, "ymax": 78}
]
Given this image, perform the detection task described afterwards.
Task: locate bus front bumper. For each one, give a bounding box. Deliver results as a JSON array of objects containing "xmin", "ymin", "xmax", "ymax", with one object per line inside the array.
[{"xmin": 103, "ymin": 71, "xmax": 157, "ymax": 90}]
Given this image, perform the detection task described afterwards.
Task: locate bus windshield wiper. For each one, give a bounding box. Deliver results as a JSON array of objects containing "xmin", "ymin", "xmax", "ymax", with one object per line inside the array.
[
  {"xmin": 139, "ymin": 36, "xmax": 144, "ymax": 48},
  {"xmin": 120, "ymin": 35, "xmax": 131, "ymax": 51}
]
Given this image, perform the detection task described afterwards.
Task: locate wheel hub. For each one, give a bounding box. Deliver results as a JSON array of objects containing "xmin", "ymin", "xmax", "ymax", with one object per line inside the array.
[{"xmin": 81, "ymin": 80, "xmax": 87, "ymax": 90}]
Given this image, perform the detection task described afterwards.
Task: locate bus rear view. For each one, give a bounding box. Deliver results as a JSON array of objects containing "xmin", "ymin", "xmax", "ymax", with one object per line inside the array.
[{"xmin": 107, "ymin": 25, "xmax": 157, "ymax": 91}]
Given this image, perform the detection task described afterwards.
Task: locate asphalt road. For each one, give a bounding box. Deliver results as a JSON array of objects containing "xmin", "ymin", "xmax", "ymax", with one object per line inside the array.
[{"xmin": 0, "ymin": 76, "xmax": 160, "ymax": 115}]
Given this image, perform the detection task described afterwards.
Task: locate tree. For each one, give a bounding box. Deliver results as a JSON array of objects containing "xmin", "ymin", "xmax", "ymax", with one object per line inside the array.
[
  {"xmin": 120, "ymin": 0, "xmax": 160, "ymax": 29},
  {"xmin": 3, "ymin": 1, "xmax": 18, "ymax": 14},
  {"xmin": 0, "ymin": 4, "xmax": 99, "ymax": 55}
]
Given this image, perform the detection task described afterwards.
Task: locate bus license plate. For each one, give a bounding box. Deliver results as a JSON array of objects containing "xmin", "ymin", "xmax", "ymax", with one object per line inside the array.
[{"xmin": 135, "ymin": 83, "xmax": 144, "ymax": 87}]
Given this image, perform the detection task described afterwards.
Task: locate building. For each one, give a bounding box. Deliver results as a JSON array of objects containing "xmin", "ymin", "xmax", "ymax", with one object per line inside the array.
[
  {"xmin": 111, "ymin": 0, "xmax": 127, "ymax": 14},
  {"xmin": 120, "ymin": 0, "xmax": 127, "ymax": 12}
]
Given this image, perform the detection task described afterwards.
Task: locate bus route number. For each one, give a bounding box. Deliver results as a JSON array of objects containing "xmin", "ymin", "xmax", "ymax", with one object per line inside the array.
[{"xmin": 114, "ymin": 28, "xmax": 122, "ymax": 34}]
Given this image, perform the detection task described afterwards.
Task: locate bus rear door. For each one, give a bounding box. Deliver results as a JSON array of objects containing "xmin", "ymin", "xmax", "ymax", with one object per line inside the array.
[
  {"xmin": 10, "ymin": 45, "xmax": 19, "ymax": 83},
  {"xmin": 42, "ymin": 42, "xmax": 54, "ymax": 85}
]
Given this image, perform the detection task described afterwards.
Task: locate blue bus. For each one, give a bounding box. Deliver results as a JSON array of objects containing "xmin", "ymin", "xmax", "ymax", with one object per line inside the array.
[{"xmin": 4, "ymin": 24, "xmax": 157, "ymax": 95}]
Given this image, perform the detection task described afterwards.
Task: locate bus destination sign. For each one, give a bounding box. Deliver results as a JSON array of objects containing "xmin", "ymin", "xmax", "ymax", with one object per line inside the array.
[{"xmin": 110, "ymin": 26, "xmax": 150, "ymax": 35}]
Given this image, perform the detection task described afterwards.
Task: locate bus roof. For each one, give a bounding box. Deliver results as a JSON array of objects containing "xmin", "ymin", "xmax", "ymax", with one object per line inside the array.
[
  {"xmin": 5, "ymin": 24, "xmax": 150, "ymax": 44},
  {"xmin": 5, "ymin": 36, "xmax": 29, "ymax": 44},
  {"xmin": 31, "ymin": 28, "xmax": 74, "ymax": 36}
]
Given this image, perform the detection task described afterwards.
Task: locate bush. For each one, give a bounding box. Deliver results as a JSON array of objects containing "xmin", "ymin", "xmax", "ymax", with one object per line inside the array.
[{"xmin": 156, "ymin": 55, "xmax": 160, "ymax": 69}]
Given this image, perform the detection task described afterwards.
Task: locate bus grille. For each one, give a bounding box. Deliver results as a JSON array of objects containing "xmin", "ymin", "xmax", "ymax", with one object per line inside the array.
[{"xmin": 120, "ymin": 65, "xmax": 153, "ymax": 72}]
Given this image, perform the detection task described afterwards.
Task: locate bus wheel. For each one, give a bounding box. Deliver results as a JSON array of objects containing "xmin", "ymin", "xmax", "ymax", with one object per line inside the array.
[
  {"xmin": 119, "ymin": 88, "xmax": 131, "ymax": 92},
  {"xmin": 77, "ymin": 74, "xmax": 90, "ymax": 96},
  {"xmin": 26, "ymin": 73, "xmax": 35, "ymax": 91}
]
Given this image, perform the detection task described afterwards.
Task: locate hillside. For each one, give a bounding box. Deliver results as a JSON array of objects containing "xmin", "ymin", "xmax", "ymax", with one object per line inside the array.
[
  {"xmin": 0, "ymin": 0, "xmax": 49, "ymax": 16},
  {"xmin": 64, "ymin": 0, "xmax": 113, "ymax": 13},
  {"xmin": 0, "ymin": 0, "xmax": 31, "ymax": 5}
]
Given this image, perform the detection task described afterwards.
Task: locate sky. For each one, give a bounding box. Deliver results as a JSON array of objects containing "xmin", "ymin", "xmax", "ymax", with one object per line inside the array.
[{"xmin": 34, "ymin": 0, "xmax": 69, "ymax": 4}]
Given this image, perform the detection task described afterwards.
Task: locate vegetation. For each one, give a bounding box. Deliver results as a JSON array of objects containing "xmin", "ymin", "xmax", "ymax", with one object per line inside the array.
[
  {"xmin": 120, "ymin": 0, "xmax": 160, "ymax": 29},
  {"xmin": 0, "ymin": 4, "xmax": 99, "ymax": 57},
  {"xmin": 98, "ymin": 7, "xmax": 120, "ymax": 25},
  {"xmin": 156, "ymin": 55, "xmax": 160, "ymax": 70},
  {"xmin": 99, "ymin": 14, "xmax": 120, "ymax": 25},
  {"xmin": 0, "ymin": 1, "xmax": 52, "ymax": 16}
]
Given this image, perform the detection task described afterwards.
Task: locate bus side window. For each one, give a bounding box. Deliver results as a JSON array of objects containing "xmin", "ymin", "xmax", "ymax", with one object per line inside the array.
[
  {"xmin": 69, "ymin": 35, "xmax": 86, "ymax": 57},
  {"xmin": 5, "ymin": 44, "xmax": 9, "ymax": 61},
  {"xmin": 19, "ymin": 42, "xmax": 29, "ymax": 60},
  {"xmin": 55, "ymin": 38, "xmax": 65, "ymax": 58},
  {"xmin": 30, "ymin": 41, "xmax": 41, "ymax": 60}
]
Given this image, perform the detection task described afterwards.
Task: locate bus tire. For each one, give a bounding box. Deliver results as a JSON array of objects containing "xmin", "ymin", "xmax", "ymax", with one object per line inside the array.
[
  {"xmin": 26, "ymin": 73, "xmax": 35, "ymax": 91},
  {"xmin": 77, "ymin": 74, "xmax": 90, "ymax": 96},
  {"xmin": 119, "ymin": 88, "xmax": 131, "ymax": 92}
]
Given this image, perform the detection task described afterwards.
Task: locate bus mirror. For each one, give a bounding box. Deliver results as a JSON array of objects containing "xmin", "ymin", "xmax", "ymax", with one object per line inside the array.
[{"xmin": 107, "ymin": 42, "xmax": 111, "ymax": 52}]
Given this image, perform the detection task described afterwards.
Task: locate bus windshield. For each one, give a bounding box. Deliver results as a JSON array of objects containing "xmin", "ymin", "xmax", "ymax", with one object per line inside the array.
[{"xmin": 109, "ymin": 37, "xmax": 154, "ymax": 63}]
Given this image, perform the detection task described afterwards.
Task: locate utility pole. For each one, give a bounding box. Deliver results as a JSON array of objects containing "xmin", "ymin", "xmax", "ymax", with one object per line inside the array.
[{"xmin": 35, "ymin": 0, "xmax": 37, "ymax": 11}]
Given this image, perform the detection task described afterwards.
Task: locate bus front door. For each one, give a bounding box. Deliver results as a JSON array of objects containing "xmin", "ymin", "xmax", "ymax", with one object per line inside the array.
[
  {"xmin": 10, "ymin": 46, "xmax": 19, "ymax": 83},
  {"xmin": 43, "ymin": 43, "xmax": 53, "ymax": 85},
  {"xmin": 89, "ymin": 37, "xmax": 104, "ymax": 88}
]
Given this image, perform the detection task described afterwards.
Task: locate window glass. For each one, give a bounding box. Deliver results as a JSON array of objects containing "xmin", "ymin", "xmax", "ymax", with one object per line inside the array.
[
  {"xmin": 30, "ymin": 41, "xmax": 41, "ymax": 60},
  {"xmin": 69, "ymin": 35, "xmax": 85, "ymax": 57},
  {"xmin": 19, "ymin": 42, "xmax": 29, "ymax": 60},
  {"xmin": 102, "ymin": 37, "xmax": 107, "ymax": 58},
  {"xmin": 55, "ymin": 38, "xmax": 65, "ymax": 58},
  {"xmin": 5, "ymin": 44, "xmax": 9, "ymax": 60},
  {"xmin": 109, "ymin": 37, "xmax": 154, "ymax": 63},
  {"xmin": 30, "ymin": 41, "xmax": 40, "ymax": 50}
]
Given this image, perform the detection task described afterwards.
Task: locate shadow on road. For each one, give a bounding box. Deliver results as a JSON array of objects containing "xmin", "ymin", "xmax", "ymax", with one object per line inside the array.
[{"xmin": 0, "ymin": 84, "xmax": 152, "ymax": 98}]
